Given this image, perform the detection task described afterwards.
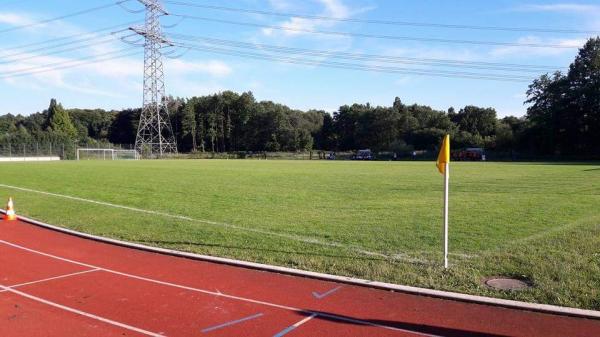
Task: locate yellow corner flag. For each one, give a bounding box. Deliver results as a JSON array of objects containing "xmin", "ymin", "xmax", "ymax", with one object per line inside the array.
[
  {"xmin": 436, "ymin": 134, "xmax": 450, "ymax": 174},
  {"xmin": 436, "ymin": 134, "xmax": 451, "ymax": 268}
]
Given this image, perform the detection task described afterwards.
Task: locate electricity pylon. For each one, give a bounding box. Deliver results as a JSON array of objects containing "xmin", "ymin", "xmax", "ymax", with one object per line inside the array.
[{"xmin": 130, "ymin": 0, "xmax": 177, "ymax": 158}]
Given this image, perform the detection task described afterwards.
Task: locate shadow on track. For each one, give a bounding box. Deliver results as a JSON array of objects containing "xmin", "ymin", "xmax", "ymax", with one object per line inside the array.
[{"xmin": 308, "ymin": 310, "xmax": 510, "ymax": 337}]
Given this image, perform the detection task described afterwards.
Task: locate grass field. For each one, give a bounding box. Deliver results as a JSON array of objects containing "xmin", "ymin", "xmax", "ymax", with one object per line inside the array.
[{"xmin": 0, "ymin": 160, "xmax": 599, "ymax": 310}]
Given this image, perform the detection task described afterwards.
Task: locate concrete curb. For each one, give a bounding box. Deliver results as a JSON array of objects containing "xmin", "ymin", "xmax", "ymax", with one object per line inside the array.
[{"xmin": 5, "ymin": 211, "xmax": 600, "ymax": 320}]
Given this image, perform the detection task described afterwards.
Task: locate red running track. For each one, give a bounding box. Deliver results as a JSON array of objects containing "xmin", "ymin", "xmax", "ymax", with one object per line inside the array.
[{"xmin": 1, "ymin": 218, "xmax": 599, "ymax": 337}]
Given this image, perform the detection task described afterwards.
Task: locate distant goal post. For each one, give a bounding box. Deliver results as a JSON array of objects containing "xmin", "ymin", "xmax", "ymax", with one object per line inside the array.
[{"xmin": 76, "ymin": 148, "xmax": 140, "ymax": 160}]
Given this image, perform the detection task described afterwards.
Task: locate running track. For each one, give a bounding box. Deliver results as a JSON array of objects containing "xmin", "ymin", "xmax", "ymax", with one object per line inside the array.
[{"xmin": 1, "ymin": 218, "xmax": 599, "ymax": 337}]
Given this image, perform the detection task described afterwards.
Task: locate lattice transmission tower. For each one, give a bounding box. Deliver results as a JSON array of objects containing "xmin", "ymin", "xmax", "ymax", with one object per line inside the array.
[{"xmin": 130, "ymin": 0, "xmax": 177, "ymax": 157}]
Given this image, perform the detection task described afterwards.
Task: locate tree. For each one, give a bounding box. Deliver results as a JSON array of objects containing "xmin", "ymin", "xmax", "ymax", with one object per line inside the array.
[
  {"xmin": 317, "ymin": 112, "xmax": 336, "ymax": 150},
  {"xmin": 402, "ymin": 104, "xmax": 454, "ymax": 150},
  {"xmin": 44, "ymin": 99, "xmax": 77, "ymax": 139},
  {"xmin": 450, "ymin": 106, "xmax": 498, "ymax": 137},
  {"xmin": 525, "ymin": 72, "xmax": 566, "ymax": 154},
  {"xmin": 525, "ymin": 37, "xmax": 600, "ymax": 156},
  {"xmin": 563, "ymin": 37, "xmax": 600, "ymax": 155},
  {"xmin": 0, "ymin": 114, "xmax": 17, "ymax": 134},
  {"xmin": 109, "ymin": 109, "xmax": 139, "ymax": 145},
  {"xmin": 181, "ymin": 99, "xmax": 197, "ymax": 152}
]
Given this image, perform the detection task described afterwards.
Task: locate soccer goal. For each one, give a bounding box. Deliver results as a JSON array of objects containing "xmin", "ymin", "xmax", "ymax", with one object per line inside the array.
[{"xmin": 76, "ymin": 148, "xmax": 140, "ymax": 160}]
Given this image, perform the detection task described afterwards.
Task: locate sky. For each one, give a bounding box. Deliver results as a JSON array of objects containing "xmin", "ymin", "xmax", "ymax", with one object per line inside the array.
[{"xmin": 1, "ymin": 0, "xmax": 599, "ymax": 117}]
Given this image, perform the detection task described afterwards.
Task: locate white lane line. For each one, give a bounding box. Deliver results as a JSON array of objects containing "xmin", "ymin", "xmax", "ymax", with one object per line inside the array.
[
  {"xmin": 0, "ymin": 268, "xmax": 101, "ymax": 293},
  {"xmin": 273, "ymin": 313, "xmax": 317, "ymax": 337},
  {"xmin": 0, "ymin": 183, "xmax": 415, "ymax": 262},
  {"xmin": 0, "ymin": 283, "xmax": 165, "ymax": 337},
  {"xmin": 0, "ymin": 239, "xmax": 434, "ymax": 335}
]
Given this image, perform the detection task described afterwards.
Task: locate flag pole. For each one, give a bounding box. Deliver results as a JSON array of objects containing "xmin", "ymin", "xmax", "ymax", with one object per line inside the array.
[
  {"xmin": 443, "ymin": 162, "xmax": 449, "ymax": 269},
  {"xmin": 436, "ymin": 134, "xmax": 450, "ymax": 269}
]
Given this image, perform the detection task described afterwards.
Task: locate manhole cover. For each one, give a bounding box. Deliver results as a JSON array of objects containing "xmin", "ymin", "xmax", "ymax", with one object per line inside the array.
[{"xmin": 485, "ymin": 277, "xmax": 531, "ymax": 291}]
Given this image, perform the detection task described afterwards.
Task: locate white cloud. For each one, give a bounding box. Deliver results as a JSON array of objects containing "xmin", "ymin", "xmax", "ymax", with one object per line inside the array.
[
  {"xmin": 81, "ymin": 57, "xmax": 141, "ymax": 78},
  {"xmin": 279, "ymin": 17, "xmax": 320, "ymax": 36},
  {"xmin": 516, "ymin": 3, "xmax": 600, "ymax": 13},
  {"xmin": 166, "ymin": 59, "xmax": 232, "ymax": 77},
  {"xmin": 262, "ymin": 0, "xmax": 353, "ymax": 37},
  {"xmin": 1, "ymin": 19, "xmax": 232, "ymax": 99},
  {"xmin": 490, "ymin": 36, "xmax": 585, "ymax": 58},
  {"xmin": 319, "ymin": 0, "xmax": 350, "ymax": 19},
  {"xmin": 394, "ymin": 76, "xmax": 413, "ymax": 86},
  {"xmin": 267, "ymin": 0, "xmax": 294, "ymax": 10},
  {"xmin": 510, "ymin": 3, "xmax": 600, "ymax": 37},
  {"xmin": 168, "ymin": 80, "xmax": 225, "ymax": 98},
  {"xmin": 365, "ymin": 46, "xmax": 478, "ymax": 74},
  {"xmin": 2, "ymin": 61, "xmax": 128, "ymax": 98},
  {"xmin": 0, "ymin": 11, "xmax": 86, "ymax": 36},
  {"xmin": 0, "ymin": 12, "xmax": 33, "ymax": 26},
  {"xmin": 1, "ymin": 54, "xmax": 233, "ymax": 99}
]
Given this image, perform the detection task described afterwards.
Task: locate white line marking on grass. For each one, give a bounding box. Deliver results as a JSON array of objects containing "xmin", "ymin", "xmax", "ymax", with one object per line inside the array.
[
  {"xmin": 0, "ymin": 283, "xmax": 165, "ymax": 337},
  {"xmin": 0, "ymin": 183, "xmax": 421, "ymax": 262},
  {"xmin": 510, "ymin": 215, "xmax": 600, "ymax": 246},
  {"xmin": 0, "ymin": 239, "xmax": 436, "ymax": 336}
]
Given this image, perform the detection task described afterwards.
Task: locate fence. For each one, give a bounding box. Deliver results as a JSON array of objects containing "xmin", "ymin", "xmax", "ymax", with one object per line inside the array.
[
  {"xmin": 0, "ymin": 142, "xmax": 69, "ymax": 159},
  {"xmin": 2, "ymin": 143, "xmax": 595, "ymax": 161},
  {"xmin": 0, "ymin": 142, "xmax": 136, "ymax": 160}
]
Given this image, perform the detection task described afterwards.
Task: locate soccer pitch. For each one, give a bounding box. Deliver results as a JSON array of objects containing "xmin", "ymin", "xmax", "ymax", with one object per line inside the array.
[{"xmin": 0, "ymin": 160, "xmax": 598, "ymax": 310}]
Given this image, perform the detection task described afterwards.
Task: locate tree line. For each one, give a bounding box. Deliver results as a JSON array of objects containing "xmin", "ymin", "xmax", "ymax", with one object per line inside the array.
[{"xmin": 2, "ymin": 37, "xmax": 599, "ymax": 159}]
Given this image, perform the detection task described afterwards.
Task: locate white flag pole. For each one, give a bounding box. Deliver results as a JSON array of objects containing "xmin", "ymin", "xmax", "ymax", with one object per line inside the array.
[{"xmin": 443, "ymin": 162, "xmax": 449, "ymax": 269}]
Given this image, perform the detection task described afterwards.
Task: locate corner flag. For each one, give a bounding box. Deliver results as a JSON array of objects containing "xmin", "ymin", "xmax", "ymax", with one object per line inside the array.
[
  {"xmin": 437, "ymin": 134, "xmax": 450, "ymax": 269},
  {"xmin": 436, "ymin": 134, "xmax": 450, "ymax": 175}
]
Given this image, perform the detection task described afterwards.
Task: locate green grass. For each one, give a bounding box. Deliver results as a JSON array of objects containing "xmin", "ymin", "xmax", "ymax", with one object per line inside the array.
[{"xmin": 0, "ymin": 160, "xmax": 599, "ymax": 310}]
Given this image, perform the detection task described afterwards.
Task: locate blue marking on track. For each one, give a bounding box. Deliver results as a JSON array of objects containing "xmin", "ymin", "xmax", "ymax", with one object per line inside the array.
[
  {"xmin": 201, "ymin": 312, "xmax": 263, "ymax": 333},
  {"xmin": 312, "ymin": 286, "xmax": 342, "ymax": 299}
]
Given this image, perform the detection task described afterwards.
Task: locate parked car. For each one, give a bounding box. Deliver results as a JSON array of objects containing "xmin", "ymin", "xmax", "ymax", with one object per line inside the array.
[
  {"xmin": 353, "ymin": 149, "xmax": 374, "ymax": 160},
  {"xmin": 452, "ymin": 148, "xmax": 486, "ymax": 161}
]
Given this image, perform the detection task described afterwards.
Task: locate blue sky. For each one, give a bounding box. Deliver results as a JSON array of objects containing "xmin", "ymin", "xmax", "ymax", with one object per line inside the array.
[{"xmin": 1, "ymin": 0, "xmax": 599, "ymax": 117}]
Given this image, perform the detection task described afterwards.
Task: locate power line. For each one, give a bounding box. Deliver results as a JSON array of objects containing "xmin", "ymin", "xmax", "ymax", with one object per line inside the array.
[
  {"xmin": 2, "ymin": 21, "xmax": 142, "ymax": 53},
  {"xmin": 0, "ymin": 50, "xmax": 140, "ymax": 79},
  {"xmin": 168, "ymin": 14, "xmax": 583, "ymax": 49},
  {"xmin": 164, "ymin": 0, "xmax": 599, "ymax": 35},
  {"xmin": 0, "ymin": 30, "xmax": 133, "ymax": 62},
  {"xmin": 0, "ymin": 1, "xmax": 131, "ymax": 34},
  {"xmin": 173, "ymin": 42, "xmax": 534, "ymax": 82},
  {"xmin": 0, "ymin": 48, "xmax": 139, "ymax": 78},
  {"xmin": 168, "ymin": 33, "xmax": 564, "ymax": 73},
  {"xmin": 0, "ymin": 34, "xmax": 136, "ymax": 65}
]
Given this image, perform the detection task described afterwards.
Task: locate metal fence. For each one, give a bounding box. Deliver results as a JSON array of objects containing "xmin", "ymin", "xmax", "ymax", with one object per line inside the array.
[
  {"xmin": 0, "ymin": 142, "xmax": 136, "ymax": 160},
  {"xmin": 3, "ymin": 143, "xmax": 590, "ymax": 161},
  {"xmin": 0, "ymin": 142, "xmax": 68, "ymax": 158}
]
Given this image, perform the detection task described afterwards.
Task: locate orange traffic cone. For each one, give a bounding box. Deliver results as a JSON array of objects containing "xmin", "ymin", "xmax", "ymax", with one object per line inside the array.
[{"xmin": 4, "ymin": 197, "xmax": 16, "ymax": 221}]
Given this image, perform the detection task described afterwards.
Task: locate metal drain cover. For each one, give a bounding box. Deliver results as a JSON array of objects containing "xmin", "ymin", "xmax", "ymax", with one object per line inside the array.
[{"xmin": 485, "ymin": 277, "xmax": 531, "ymax": 291}]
